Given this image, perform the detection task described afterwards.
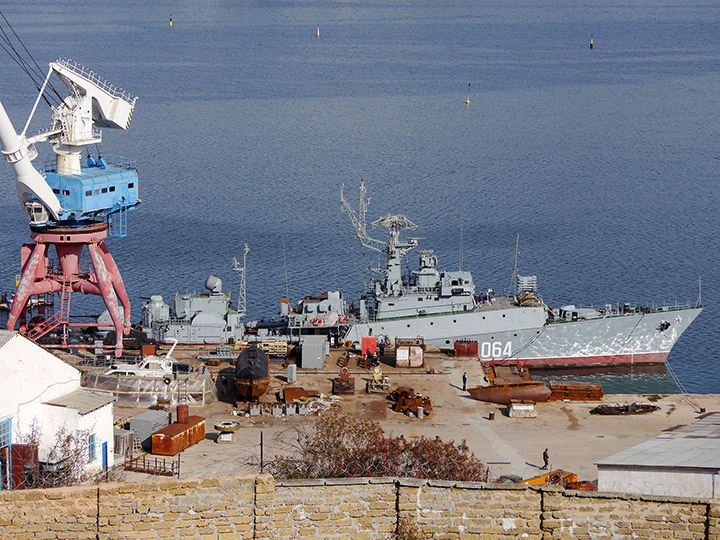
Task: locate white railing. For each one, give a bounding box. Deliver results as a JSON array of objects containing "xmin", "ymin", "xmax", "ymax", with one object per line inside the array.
[{"xmin": 54, "ymin": 58, "xmax": 137, "ymax": 105}]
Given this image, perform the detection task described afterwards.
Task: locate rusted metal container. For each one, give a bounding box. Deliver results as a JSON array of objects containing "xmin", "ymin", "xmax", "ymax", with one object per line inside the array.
[
  {"xmin": 454, "ymin": 339, "xmax": 478, "ymax": 357},
  {"xmin": 177, "ymin": 404, "xmax": 189, "ymax": 423},
  {"xmin": 151, "ymin": 416, "xmax": 206, "ymax": 456},
  {"xmin": 141, "ymin": 344, "xmax": 156, "ymax": 358}
]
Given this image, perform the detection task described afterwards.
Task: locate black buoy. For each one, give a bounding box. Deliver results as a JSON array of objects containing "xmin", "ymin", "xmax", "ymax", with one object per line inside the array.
[{"xmin": 590, "ymin": 33, "xmax": 594, "ymax": 49}]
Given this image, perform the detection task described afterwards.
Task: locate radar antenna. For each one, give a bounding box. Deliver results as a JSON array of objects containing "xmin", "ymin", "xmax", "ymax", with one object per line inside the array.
[{"xmin": 233, "ymin": 244, "xmax": 250, "ymax": 317}]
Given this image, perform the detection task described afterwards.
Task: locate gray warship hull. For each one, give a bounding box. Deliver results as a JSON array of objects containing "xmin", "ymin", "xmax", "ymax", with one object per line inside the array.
[{"xmin": 341, "ymin": 301, "xmax": 701, "ymax": 368}]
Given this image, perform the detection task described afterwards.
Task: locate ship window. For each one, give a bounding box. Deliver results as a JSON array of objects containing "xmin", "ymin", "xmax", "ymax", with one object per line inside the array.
[
  {"xmin": 502, "ymin": 314, "xmax": 506, "ymax": 317},
  {"xmin": 482, "ymin": 316, "xmax": 485, "ymax": 319},
  {"xmin": 102, "ymin": 188, "xmax": 108, "ymax": 194},
  {"xmin": 85, "ymin": 190, "xmax": 92, "ymax": 196},
  {"xmin": 129, "ymin": 182, "xmax": 135, "ymax": 188},
  {"xmin": 407, "ymin": 324, "xmax": 410, "ymax": 328},
  {"xmin": 388, "ymin": 303, "xmax": 395, "ymax": 306},
  {"xmin": 453, "ymin": 320, "xmax": 456, "ymax": 323},
  {"xmin": 53, "ymin": 188, "xmax": 60, "ymax": 194},
  {"xmin": 109, "ymin": 186, "xmax": 116, "ymax": 192},
  {"xmin": 94, "ymin": 189, "xmax": 100, "ymax": 195},
  {"xmin": 430, "ymin": 322, "xmax": 433, "ymax": 325},
  {"xmin": 62, "ymin": 190, "xmax": 70, "ymax": 196},
  {"xmin": 418, "ymin": 298, "xmax": 423, "ymax": 302},
  {"xmin": 514, "ymin": 334, "xmax": 517, "ymax": 337},
  {"xmin": 445, "ymin": 340, "xmax": 450, "ymax": 344}
]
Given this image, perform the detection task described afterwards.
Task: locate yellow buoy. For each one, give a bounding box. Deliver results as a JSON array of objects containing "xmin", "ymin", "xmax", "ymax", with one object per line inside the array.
[
  {"xmin": 170, "ymin": 15, "xmax": 173, "ymax": 28},
  {"xmin": 466, "ymin": 82, "xmax": 470, "ymax": 104},
  {"xmin": 590, "ymin": 34, "xmax": 593, "ymax": 49}
]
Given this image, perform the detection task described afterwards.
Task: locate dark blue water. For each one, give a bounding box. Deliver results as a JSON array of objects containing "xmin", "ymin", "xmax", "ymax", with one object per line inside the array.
[{"xmin": 0, "ymin": 0, "xmax": 718, "ymax": 393}]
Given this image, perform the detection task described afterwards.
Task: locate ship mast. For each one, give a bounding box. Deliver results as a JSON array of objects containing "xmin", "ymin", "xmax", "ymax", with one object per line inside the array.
[
  {"xmin": 341, "ymin": 180, "xmax": 418, "ymax": 296},
  {"xmin": 233, "ymin": 244, "xmax": 250, "ymax": 317}
]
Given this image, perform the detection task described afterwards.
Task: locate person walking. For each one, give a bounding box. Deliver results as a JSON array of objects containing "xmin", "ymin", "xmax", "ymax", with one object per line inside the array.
[
  {"xmin": 462, "ymin": 372, "xmax": 467, "ymax": 391},
  {"xmin": 541, "ymin": 448, "xmax": 549, "ymax": 470}
]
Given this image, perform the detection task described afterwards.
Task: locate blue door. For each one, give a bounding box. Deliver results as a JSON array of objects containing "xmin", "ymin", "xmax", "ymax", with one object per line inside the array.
[{"xmin": 102, "ymin": 442, "xmax": 108, "ymax": 470}]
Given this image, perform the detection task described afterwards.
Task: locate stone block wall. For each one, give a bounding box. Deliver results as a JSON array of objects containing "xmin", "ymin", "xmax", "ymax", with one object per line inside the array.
[{"xmin": 0, "ymin": 475, "xmax": 718, "ymax": 539}]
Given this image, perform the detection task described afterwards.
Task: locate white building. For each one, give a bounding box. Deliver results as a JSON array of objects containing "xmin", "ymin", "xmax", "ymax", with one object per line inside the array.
[
  {"xmin": 596, "ymin": 412, "xmax": 720, "ymax": 499},
  {"xmin": 0, "ymin": 330, "xmax": 115, "ymax": 489}
]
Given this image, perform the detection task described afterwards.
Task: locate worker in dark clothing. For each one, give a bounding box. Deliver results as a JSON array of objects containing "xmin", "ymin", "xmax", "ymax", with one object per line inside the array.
[
  {"xmin": 378, "ymin": 341, "xmax": 385, "ymax": 358},
  {"xmin": 462, "ymin": 372, "xmax": 467, "ymax": 391},
  {"xmin": 541, "ymin": 448, "xmax": 549, "ymax": 470}
]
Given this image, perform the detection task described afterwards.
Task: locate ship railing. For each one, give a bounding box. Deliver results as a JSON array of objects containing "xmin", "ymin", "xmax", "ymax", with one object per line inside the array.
[
  {"xmin": 39, "ymin": 155, "xmax": 138, "ymax": 175},
  {"xmin": 54, "ymin": 57, "xmax": 137, "ymax": 105},
  {"xmin": 554, "ymin": 299, "xmax": 698, "ymax": 320}
]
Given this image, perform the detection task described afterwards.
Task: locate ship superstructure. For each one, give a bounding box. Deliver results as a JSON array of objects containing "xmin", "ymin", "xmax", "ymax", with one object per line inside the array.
[{"xmin": 141, "ymin": 247, "xmax": 249, "ymax": 345}]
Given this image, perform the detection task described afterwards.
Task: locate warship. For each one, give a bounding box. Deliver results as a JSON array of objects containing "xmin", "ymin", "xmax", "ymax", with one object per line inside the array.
[
  {"xmin": 140, "ymin": 246, "xmax": 249, "ymax": 345},
  {"xmin": 282, "ymin": 181, "xmax": 701, "ymax": 369}
]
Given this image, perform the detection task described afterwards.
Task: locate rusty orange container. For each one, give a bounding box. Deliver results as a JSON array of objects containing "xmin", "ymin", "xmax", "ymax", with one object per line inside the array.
[
  {"xmin": 454, "ymin": 339, "xmax": 478, "ymax": 357},
  {"xmin": 177, "ymin": 404, "xmax": 189, "ymax": 423},
  {"xmin": 151, "ymin": 416, "xmax": 206, "ymax": 456}
]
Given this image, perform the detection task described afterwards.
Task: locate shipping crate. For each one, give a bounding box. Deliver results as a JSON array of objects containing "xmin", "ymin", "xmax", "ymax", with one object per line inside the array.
[{"xmin": 151, "ymin": 416, "xmax": 206, "ymax": 456}]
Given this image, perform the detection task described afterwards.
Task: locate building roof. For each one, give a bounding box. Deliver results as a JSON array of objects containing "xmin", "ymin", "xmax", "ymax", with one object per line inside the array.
[
  {"xmin": 44, "ymin": 388, "xmax": 115, "ymax": 415},
  {"xmin": 596, "ymin": 413, "xmax": 720, "ymax": 471},
  {"xmin": 0, "ymin": 330, "xmax": 16, "ymax": 349}
]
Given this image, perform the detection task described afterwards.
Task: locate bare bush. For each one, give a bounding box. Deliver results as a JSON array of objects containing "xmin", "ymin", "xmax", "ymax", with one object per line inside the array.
[
  {"xmin": 15, "ymin": 417, "xmax": 93, "ymax": 488},
  {"xmin": 269, "ymin": 412, "xmax": 487, "ymax": 481}
]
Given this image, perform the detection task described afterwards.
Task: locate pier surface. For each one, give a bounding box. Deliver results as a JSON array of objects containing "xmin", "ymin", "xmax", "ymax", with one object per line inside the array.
[{"xmin": 108, "ymin": 345, "xmax": 720, "ymax": 483}]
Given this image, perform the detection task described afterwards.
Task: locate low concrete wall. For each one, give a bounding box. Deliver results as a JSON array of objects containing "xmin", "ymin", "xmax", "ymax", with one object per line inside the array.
[{"xmin": 0, "ymin": 475, "xmax": 718, "ymax": 539}]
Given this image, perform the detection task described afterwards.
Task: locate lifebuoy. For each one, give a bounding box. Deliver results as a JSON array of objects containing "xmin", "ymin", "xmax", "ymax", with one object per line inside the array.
[
  {"xmin": 312, "ymin": 317, "xmax": 322, "ymax": 326},
  {"xmin": 338, "ymin": 314, "xmax": 347, "ymax": 323},
  {"xmin": 340, "ymin": 367, "xmax": 349, "ymax": 376},
  {"xmin": 164, "ymin": 377, "xmax": 171, "ymax": 385}
]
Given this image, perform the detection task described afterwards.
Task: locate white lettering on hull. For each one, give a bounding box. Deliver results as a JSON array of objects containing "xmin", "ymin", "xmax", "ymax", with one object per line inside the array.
[{"xmin": 481, "ymin": 341, "xmax": 512, "ymax": 358}]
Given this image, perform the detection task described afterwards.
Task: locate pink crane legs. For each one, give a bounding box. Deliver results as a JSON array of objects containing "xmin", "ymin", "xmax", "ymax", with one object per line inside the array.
[{"xmin": 6, "ymin": 222, "xmax": 131, "ymax": 357}]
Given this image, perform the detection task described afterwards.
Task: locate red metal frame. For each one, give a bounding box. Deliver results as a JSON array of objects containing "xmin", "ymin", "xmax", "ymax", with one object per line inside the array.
[{"xmin": 6, "ymin": 222, "xmax": 131, "ymax": 356}]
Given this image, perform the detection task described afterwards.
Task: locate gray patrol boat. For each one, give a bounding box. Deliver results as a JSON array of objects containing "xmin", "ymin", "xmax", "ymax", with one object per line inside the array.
[{"xmin": 282, "ymin": 181, "xmax": 701, "ymax": 368}]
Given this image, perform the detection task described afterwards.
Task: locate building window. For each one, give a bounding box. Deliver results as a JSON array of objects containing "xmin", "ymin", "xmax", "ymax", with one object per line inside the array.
[
  {"xmin": 85, "ymin": 190, "xmax": 92, "ymax": 196},
  {"xmin": 101, "ymin": 188, "xmax": 108, "ymax": 194},
  {"xmin": 109, "ymin": 186, "xmax": 116, "ymax": 192},
  {"xmin": 88, "ymin": 434, "xmax": 96, "ymax": 462},
  {"xmin": 0, "ymin": 418, "xmax": 10, "ymax": 448}
]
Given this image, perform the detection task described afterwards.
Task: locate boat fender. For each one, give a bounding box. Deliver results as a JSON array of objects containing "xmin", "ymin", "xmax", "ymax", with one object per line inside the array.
[
  {"xmin": 312, "ymin": 317, "xmax": 322, "ymax": 326},
  {"xmin": 338, "ymin": 314, "xmax": 347, "ymax": 323},
  {"xmin": 164, "ymin": 377, "xmax": 171, "ymax": 385}
]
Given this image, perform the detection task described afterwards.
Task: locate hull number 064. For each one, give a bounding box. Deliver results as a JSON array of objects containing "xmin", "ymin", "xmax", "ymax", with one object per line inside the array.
[{"xmin": 481, "ymin": 341, "xmax": 512, "ymax": 358}]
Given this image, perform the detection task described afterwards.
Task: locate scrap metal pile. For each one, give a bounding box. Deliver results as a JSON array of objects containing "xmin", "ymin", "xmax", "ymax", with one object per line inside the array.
[{"xmin": 389, "ymin": 387, "xmax": 432, "ymax": 417}]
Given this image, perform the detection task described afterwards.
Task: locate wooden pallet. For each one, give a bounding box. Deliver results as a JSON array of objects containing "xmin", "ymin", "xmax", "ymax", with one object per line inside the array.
[{"xmin": 258, "ymin": 340, "xmax": 288, "ymax": 357}]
